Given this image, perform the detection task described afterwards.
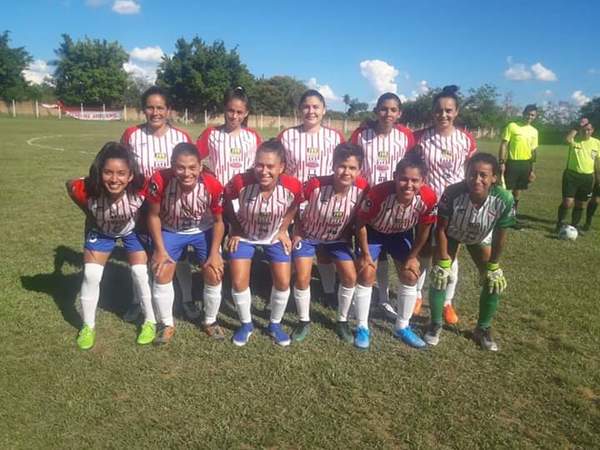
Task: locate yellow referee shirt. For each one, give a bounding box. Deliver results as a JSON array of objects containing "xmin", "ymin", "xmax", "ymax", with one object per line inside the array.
[
  {"xmin": 501, "ymin": 122, "xmax": 539, "ymax": 161},
  {"xmin": 566, "ymin": 136, "xmax": 600, "ymax": 174}
]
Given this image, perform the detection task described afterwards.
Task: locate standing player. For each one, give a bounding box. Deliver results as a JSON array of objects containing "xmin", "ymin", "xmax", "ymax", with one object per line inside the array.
[
  {"xmin": 354, "ymin": 153, "xmax": 437, "ymax": 350},
  {"xmin": 498, "ymin": 104, "xmax": 539, "ymax": 229},
  {"xmin": 424, "ymin": 154, "xmax": 514, "ymax": 351},
  {"xmin": 351, "ymin": 92, "xmax": 415, "ymax": 318},
  {"xmin": 414, "ymin": 85, "xmax": 477, "ymax": 325},
  {"xmin": 278, "ymin": 89, "xmax": 345, "ymax": 305},
  {"xmin": 290, "ymin": 143, "xmax": 368, "ymax": 343},
  {"xmin": 121, "ymin": 86, "xmax": 199, "ymax": 322},
  {"xmin": 556, "ymin": 118, "xmax": 600, "ymax": 232},
  {"xmin": 224, "ymin": 139, "xmax": 302, "ymax": 347},
  {"xmin": 196, "ymin": 86, "xmax": 262, "ymax": 186},
  {"xmin": 146, "ymin": 143, "xmax": 225, "ymax": 344},
  {"xmin": 66, "ymin": 142, "xmax": 155, "ymax": 350}
]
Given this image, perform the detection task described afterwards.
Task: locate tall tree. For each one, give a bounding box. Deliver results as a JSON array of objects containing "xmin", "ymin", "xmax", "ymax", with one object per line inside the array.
[
  {"xmin": 342, "ymin": 94, "xmax": 368, "ymax": 118},
  {"xmin": 52, "ymin": 34, "xmax": 129, "ymax": 107},
  {"xmin": 156, "ymin": 37, "xmax": 254, "ymax": 115},
  {"xmin": 0, "ymin": 31, "xmax": 32, "ymax": 102},
  {"xmin": 251, "ymin": 76, "xmax": 306, "ymax": 115},
  {"xmin": 461, "ymin": 84, "xmax": 507, "ymax": 130},
  {"xmin": 579, "ymin": 97, "xmax": 600, "ymax": 129}
]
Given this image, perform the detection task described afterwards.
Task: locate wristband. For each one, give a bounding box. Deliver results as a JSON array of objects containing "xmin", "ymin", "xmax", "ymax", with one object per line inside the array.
[
  {"xmin": 438, "ymin": 259, "xmax": 452, "ymax": 269},
  {"xmin": 486, "ymin": 262, "xmax": 500, "ymax": 271}
]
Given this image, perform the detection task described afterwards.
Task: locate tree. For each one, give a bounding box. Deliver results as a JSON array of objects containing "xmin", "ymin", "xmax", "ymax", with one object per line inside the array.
[
  {"xmin": 0, "ymin": 31, "xmax": 32, "ymax": 101},
  {"xmin": 342, "ymin": 94, "xmax": 368, "ymax": 118},
  {"xmin": 251, "ymin": 76, "xmax": 307, "ymax": 115},
  {"xmin": 123, "ymin": 74, "xmax": 152, "ymax": 108},
  {"xmin": 579, "ymin": 97, "xmax": 600, "ymax": 129},
  {"xmin": 52, "ymin": 34, "xmax": 129, "ymax": 107},
  {"xmin": 402, "ymin": 90, "xmax": 437, "ymax": 127},
  {"xmin": 157, "ymin": 37, "xmax": 254, "ymax": 115},
  {"xmin": 461, "ymin": 84, "xmax": 507, "ymax": 130}
]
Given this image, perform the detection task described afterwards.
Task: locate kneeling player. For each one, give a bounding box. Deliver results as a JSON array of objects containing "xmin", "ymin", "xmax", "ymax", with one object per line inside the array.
[
  {"xmin": 290, "ymin": 143, "xmax": 368, "ymax": 343},
  {"xmin": 224, "ymin": 139, "xmax": 302, "ymax": 347},
  {"xmin": 425, "ymin": 153, "xmax": 514, "ymax": 351},
  {"xmin": 354, "ymin": 153, "xmax": 437, "ymax": 350},
  {"xmin": 147, "ymin": 143, "xmax": 225, "ymax": 344},
  {"xmin": 66, "ymin": 142, "xmax": 155, "ymax": 350}
]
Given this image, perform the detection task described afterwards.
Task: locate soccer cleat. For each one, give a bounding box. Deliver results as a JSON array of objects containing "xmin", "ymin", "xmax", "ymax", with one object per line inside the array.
[
  {"xmin": 424, "ymin": 323, "xmax": 442, "ymax": 346},
  {"xmin": 413, "ymin": 297, "xmax": 423, "ymax": 316},
  {"xmin": 182, "ymin": 301, "xmax": 202, "ymax": 321},
  {"xmin": 380, "ymin": 301, "xmax": 398, "ymax": 320},
  {"xmin": 232, "ymin": 322, "xmax": 254, "ymax": 347},
  {"xmin": 136, "ymin": 321, "xmax": 156, "ymax": 345},
  {"xmin": 354, "ymin": 326, "xmax": 370, "ymax": 350},
  {"xmin": 76, "ymin": 325, "xmax": 96, "ymax": 350},
  {"xmin": 291, "ymin": 321, "xmax": 311, "ymax": 343},
  {"xmin": 336, "ymin": 321, "xmax": 353, "ymax": 344},
  {"xmin": 582, "ymin": 222, "xmax": 591, "ymax": 232},
  {"xmin": 267, "ymin": 322, "xmax": 291, "ymax": 347},
  {"xmin": 473, "ymin": 327, "xmax": 499, "ymax": 352},
  {"xmin": 576, "ymin": 226, "xmax": 587, "ymax": 237},
  {"xmin": 443, "ymin": 304, "xmax": 459, "ymax": 325},
  {"xmin": 393, "ymin": 326, "xmax": 426, "ymax": 349},
  {"xmin": 203, "ymin": 322, "xmax": 225, "ymax": 340},
  {"xmin": 123, "ymin": 303, "xmax": 142, "ymax": 323},
  {"xmin": 154, "ymin": 325, "xmax": 175, "ymax": 345}
]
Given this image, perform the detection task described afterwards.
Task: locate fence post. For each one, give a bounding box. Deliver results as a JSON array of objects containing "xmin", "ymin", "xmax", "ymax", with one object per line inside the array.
[
  {"xmin": 35, "ymin": 100, "xmax": 39, "ymax": 118},
  {"xmin": 123, "ymin": 105, "xmax": 127, "ymax": 121},
  {"xmin": 102, "ymin": 104, "xmax": 106, "ymax": 115},
  {"xmin": 343, "ymin": 118, "xmax": 348, "ymax": 134},
  {"xmin": 204, "ymin": 110, "xmax": 208, "ymax": 126},
  {"xmin": 278, "ymin": 114, "xmax": 281, "ymax": 130},
  {"xmin": 58, "ymin": 104, "xmax": 62, "ymax": 120},
  {"xmin": 11, "ymin": 99, "xmax": 16, "ymax": 117},
  {"xmin": 80, "ymin": 103, "xmax": 84, "ymax": 116},
  {"xmin": 184, "ymin": 108, "xmax": 189, "ymax": 124},
  {"xmin": 260, "ymin": 113, "xmax": 264, "ymax": 130}
]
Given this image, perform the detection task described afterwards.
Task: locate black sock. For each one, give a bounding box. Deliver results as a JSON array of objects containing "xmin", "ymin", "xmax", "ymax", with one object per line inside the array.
[
  {"xmin": 557, "ymin": 204, "xmax": 569, "ymax": 224},
  {"xmin": 572, "ymin": 207, "xmax": 583, "ymax": 226},
  {"xmin": 586, "ymin": 201, "xmax": 598, "ymax": 225}
]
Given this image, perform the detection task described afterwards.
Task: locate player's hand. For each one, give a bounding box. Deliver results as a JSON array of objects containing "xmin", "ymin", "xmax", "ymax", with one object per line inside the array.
[
  {"xmin": 227, "ymin": 235, "xmax": 241, "ymax": 254},
  {"xmin": 580, "ymin": 117, "xmax": 590, "ymax": 129},
  {"xmin": 202, "ymin": 253, "xmax": 224, "ymax": 282},
  {"xmin": 528, "ymin": 171, "xmax": 536, "ymax": 183},
  {"xmin": 151, "ymin": 250, "xmax": 175, "ymax": 278},
  {"xmin": 401, "ymin": 257, "xmax": 421, "ymax": 277},
  {"xmin": 356, "ymin": 252, "xmax": 376, "ymax": 276},
  {"xmin": 431, "ymin": 259, "xmax": 452, "ymax": 291},
  {"xmin": 272, "ymin": 230, "xmax": 291, "ymax": 255},
  {"xmin": 485, "ymin": 262, "xmax": 507, "ymax": 294},
  {"xmin": 499, "ymin": 162, "xmax": 506, "ymax": 176}
]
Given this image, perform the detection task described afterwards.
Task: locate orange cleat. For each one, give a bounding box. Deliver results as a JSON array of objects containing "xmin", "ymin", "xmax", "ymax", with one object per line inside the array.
[
  {"xmin": 443, "ymin": 304, "xmax": 459, "ymax": 325},
  {"xmin": 413, "ymin": 298, "xmax": 423, "ymax": 316}
]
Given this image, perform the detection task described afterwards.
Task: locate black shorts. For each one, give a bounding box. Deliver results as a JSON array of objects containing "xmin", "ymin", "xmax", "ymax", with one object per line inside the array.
[
  {"xmin": 593, "ymin": 181, "xmax": 600, "ymax": 197},
  {"xmin": 562, "ymin": 169, "xmax": 594, "ymax": 201},
  {"xmin": 505, "ymin": 160, "xmax": 533, "ymax": 190}
]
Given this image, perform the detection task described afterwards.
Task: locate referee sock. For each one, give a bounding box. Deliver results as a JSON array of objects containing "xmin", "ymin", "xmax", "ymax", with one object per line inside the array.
[
  {"xmin": 444, "ymin": 259, "xmax": 459, "ymax": 306},
  {"xmin": 395, "ymin": 282, "xmax": 417, "ymax": 329},
  {"xmin": 269, "ymin": 287, "xmax": 290, "ymax": 324},
  {"xmin": 80, "ymin": 263, "xmax": 105, "ymax": 328},
  {"xmin": 428, "ymin": 286, "xmax": 446, "ymax": 325},
  {"xmin": 354, "ymin": 284, "xmax": 372, "ymax": 328},
  {"xmin": 232, "ymin": 288, "xmax": 252, "ymax": 324},
  {"xmin": 571, "ymin": 207, "xmax": 584, "ymax": 227},
  {"xmin": 376, "ymin": 260, "xmax": 390, "ymax": 304},
  {"xmin": 293, "ymin": 286, "xmax": 311, "ymax": 322},
  {"xmin": 317, "ymin": 263, "xmax": 336, "ymax": 295},
  {"xmin": 153, "ymin": 282, "xmax": 175, "ymax": 327},
  {"xmin": 175, "ymin": 261, "xmax": 193, "ymax": 304},
  {"xmin": 203, "ymin": 282, "xmax": 222, "ymax": 325},
  {"xmin": 337, "ymin": 285, "xmax": 355, "ymax": 322},
  {"xmin": 131, "ymin": 264, "xmax": 155, "ymax": 324},
  {"xmin": 557, "ymin": 204, "xmax": 569, "ymax": 225},
  {"xmin": 586, "ymin": 200, "xmax": 598, "ymax": 226},
  {"xmin": 477, "ymin": 289, "xmax": 500, "ymax": 329}
]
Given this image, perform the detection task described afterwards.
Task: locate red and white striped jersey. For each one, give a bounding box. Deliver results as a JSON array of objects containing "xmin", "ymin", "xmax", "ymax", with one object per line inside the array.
[
  {"xmin": 414, "ymin": 127, "xmax": 477, "ymax": 198},
  {"xmin": 70, "ymin": 178, "xmax": 145, "ymax": 238},
  {"xmin": 147, "ymin": 169, "xmax": 223, "ymax": 233},
  {"xmin": 357, "ymin": 181, "xmax": 437, "ymax": 234},
  {"xmin": 350, "ymin": 124, "xmax": 415, "ymax": 185},
  {"xmin": 121, "ymin": 124, "xmax": 192, "ymax": 178},
  {"xmin": 299, "ymin": 175, "xmax": 369, "ymax": 242},
  {"xmin": 196, "ymin": 126, "xmax": 262, "ymax": 186},
  {"xmin": 278, "ymin": 125, "xmax": 345, "ymax": 182},
  {"xmin": 225, "ymin": 172, "xmax": 302, "ymax": 243}
]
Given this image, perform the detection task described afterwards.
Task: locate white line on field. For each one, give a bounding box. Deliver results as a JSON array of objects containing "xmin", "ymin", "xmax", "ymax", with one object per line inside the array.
[{"xmin": 26, "ymin": 135, "xmax": 97, "ymax": 155}]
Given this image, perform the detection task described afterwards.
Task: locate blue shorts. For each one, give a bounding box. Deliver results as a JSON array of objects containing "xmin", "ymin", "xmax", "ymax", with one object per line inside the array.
[
  {"xmin": 362, "ymin": 227, "xmax": 413, "ymax": 262},
  {"xmin": 292, "ymin": 239, "xmax": 354, "ymax": 261},
  {"xmin": 84, "ymin": 230, "xmax": 145, "ymax": 253},
  {"xmin": 161, "ymin": 229, "xmax": 213, "ymax": 264},
  {"xmin": 228, "ymin": 240, "xmax": 290, "ymax": 263}
]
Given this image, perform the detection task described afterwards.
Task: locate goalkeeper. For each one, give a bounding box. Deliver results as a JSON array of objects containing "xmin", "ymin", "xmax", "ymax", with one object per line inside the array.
[{"xmin": 423, "ymin": 153, "xmax": 515, "ymax": 351}]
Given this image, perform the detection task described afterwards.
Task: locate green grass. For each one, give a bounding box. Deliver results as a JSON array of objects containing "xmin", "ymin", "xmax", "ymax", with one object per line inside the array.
[{"xmin": 1, "ymin": 117, "xmax": 600, "ymax": 449}]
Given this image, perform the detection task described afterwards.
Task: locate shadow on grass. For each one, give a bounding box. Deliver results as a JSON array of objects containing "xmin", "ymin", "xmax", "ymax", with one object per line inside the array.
[{"xmin": 517, "ymin": 213, "xmax": 556, "ymax": 226}]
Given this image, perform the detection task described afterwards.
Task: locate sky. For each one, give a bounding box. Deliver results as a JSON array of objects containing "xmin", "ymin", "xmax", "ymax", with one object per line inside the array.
[{"xmin": 4, "ymin": 0, "xmax": 600, "ymax": 111}]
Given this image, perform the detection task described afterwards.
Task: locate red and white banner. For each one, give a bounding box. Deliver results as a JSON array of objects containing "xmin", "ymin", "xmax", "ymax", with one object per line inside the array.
[{"xmin": 64, "ymin": 109, "xmax": 122, "ymax": 121}]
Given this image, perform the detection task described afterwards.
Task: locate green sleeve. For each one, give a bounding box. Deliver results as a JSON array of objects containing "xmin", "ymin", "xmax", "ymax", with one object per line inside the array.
[{"xmin": 494, "ymin": 186, "xmax": 516, "ymax": 229}]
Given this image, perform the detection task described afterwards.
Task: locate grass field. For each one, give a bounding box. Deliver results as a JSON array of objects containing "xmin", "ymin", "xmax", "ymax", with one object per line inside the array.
[{"xmin": 1, "ymin": 117, "xmax": 600, "ymax": 449}]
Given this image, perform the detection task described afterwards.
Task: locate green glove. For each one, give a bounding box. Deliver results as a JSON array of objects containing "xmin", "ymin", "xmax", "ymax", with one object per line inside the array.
[
  {"xmin": 485, "ymin": 262, "xmax": 507, "ymax": 294},
  {"xmin": 431, "ymin": 259, "xmax": 452, "ymax": 291}
]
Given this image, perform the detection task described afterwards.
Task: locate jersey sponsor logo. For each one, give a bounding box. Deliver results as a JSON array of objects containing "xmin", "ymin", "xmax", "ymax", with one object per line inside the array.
[
  {"xmin": 307, "ymin": 147, "xmax": 320, "ymax": 161},
  {"xmin": 230, "ymin": 147, "xmax": 242, "ymax": 156},
  {"xmin": 306, "ymin": 161, "xmax": 320, "ymax": 168},
  {"xmin": 376, "ymin": 164, "xmax": 390, "ymax": 171},
  {"xmin": 377, "ymin": 150, "xmax": 389, "ymax": 159},
  {"xmin": 257, "ymin": 211, "xmax": 272, "ymax": 224},
  {"xmin": 230, "ymin": 162, "xmax": 243, "ymax": 168},
  {"xmin": 154, "ymin": 152, "xmax": 168, "ymax": 161}
]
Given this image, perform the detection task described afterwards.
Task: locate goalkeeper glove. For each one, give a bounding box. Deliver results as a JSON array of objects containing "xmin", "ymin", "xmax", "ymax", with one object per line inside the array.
[
  {"xmin": 431, "ymin": 259, "xmax": 452, "ymax": 291},
  {"xmin": 485, "ymin": 262, "xmax": 507, "ymax": 294}
]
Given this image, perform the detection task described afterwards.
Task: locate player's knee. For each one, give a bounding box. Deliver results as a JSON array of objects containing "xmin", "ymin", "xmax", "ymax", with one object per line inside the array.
[
  {"xmin": 203, "ymin": 268, "xmax": 220, "ymax": 286},
  {"xmin": 357, "ymin": 267, "xmax": 375, "ymax": 287},
  {"xmin": 338, "ymin": 271, "xmax": 356, "ymax": 288},
  {"xmin": 294, "ymin": 274, "xmax": 311, "ymax": 290},
  {"xmin": 399, "ymin": 270, "xmax": 418, "ymax": 286},
  {"xmin": 562, "ymin": 198, "xmax": 574, "ymax": 208}
]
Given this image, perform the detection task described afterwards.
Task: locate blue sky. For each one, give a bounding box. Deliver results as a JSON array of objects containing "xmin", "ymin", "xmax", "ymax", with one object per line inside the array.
[{"xmin": 4, "ymin": 0, "xmax": 600, "ymax": 111}]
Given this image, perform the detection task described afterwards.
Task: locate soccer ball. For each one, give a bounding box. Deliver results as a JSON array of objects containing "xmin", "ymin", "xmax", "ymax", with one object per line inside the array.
[{"xmin": 558, "ymin": 224, "xmax": 578, "ymax": 241}]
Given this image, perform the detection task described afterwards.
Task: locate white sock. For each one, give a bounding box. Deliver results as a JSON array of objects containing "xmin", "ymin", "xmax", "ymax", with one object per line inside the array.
[
  {"xmin": 153, "ymin": 282, "xmax": 174, "ymax": 326},
  {"xmin": 395, "ymin": 283, "xmax": 417, "ymax": 329},
  {"xmin": 203, "ymin": 282, "xmax": 222, "ymax": 324},
  {"xmin": 416, "ymin": 256, "xmax": 430, "ymax": 299},
  {"xmin": 444, "ymin": 259, "xmax": 459, "ymax": 306},
  {"xmin": 131, "ymin": 264, "xmax": 155, "ymax": 324},
  {"xmin": 376, "ymin": 259, "xmax": 390, "ymax": 303},
  {"xmin": 232, "ymin": 288, "xmax": 252, "ymax": 323},
  {"xmin": 269, "ymin": 287, "xmax": 290, "ymax": 323},
  {"xmin": 354, "ymin": 284, "xmax": 372, "ymax": 328},
  {"xmin": 293, "ymin": 286, "xmax": 311, "ymax": 322},
  {"xmin": 80, "ymin": 263, "xmax": 104, "ymax": 328},
  {"xmin": 337, "ymin": 284, "xmax": 355, "ymax": 322},
  {"xmin": 317, "ymin": 263, "xmax": 336, "ymax": 294},
  {"xmin": 175, "ymin": 260, "xmax": 193, "ymax": 304}
]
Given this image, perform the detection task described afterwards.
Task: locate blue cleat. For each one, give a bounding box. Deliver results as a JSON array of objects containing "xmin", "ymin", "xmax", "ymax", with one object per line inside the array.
[
  {"xmin": 267, "ymin": 322, "xmax": 291, "ymax": 347},
  {"xmin": 232, "ymin": 322, "xmax": 254, "ymax": 346},
  {"xmin": 354, "ymin": 325, "xmax": 370, "ymax": 350},
  {"xmin": 393, "ymin": 326, "xmax": 426, "ymax": 349}
]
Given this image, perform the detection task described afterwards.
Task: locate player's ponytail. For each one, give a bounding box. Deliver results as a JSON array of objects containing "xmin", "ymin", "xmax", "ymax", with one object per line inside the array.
[
  {"xmin": 86, "ymin": 142, "xmax": 144, "ymax": 198},
  {"xmin": 433, "ymin": 85, "xmax": 460, "ymax": 109}
]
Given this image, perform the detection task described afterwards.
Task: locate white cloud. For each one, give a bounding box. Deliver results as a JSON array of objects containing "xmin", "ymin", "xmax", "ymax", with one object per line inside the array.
[
  {"xmin": 531, "ymin": 62, "xmax": 557, "ymax": 81},
  {"xmin": 306, "ymin": 77, "xmax": 339, "ymax": 102},
  {"xmin": 359, "ymin": 59, "xmax": 399, "ymax": 96},
  {"xmin": 543, "ymin": 89, "xmax": 553, "ymax": 97},
  {"xmin": 130, "ymin": 46, "xmax": 164, "ymax": 63},
  {"xmin": 123, "ymin": 61, "xmax": 156, "ymax": 83},
  {"xmin": 112, "ymin": 0, "xmax": 140, "ymax": 14},
  {"xmin": 416, "ymin": 80, "xmax": 429, "ymax": 95},
  {"xmin": 23, "ymin": 59, "xmax": 53, "ymax": 85},
  {"xmin": 571, "ymin": 90, "xmax": 590, "ymax": 107},
  {"xmin": 504, "ymin": 57, "xmax": 532, "ymax": 80}
]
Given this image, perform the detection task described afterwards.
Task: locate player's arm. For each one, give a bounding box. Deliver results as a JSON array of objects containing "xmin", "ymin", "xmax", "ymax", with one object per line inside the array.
[
  {"xmin": 489, "ymin": 227, "xmax": 508, "ymax": 265},
  {"xmin": 203, "ymin": 213, "xmax": 225, "ymax": 281},
  {"xmin": 498, "ymin": 139, "xmax": 509, "ymax": 175},
  {"xmin": 147, "ymin": 201, "xmax": 173, "ymax": 278},
  {"xmin": 434, "ymin": 216, "xmax": 451, "ymax": 262},
  {"xmin": 271, "ymin": 204, "xmax": 297, "ymax": 255}
]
